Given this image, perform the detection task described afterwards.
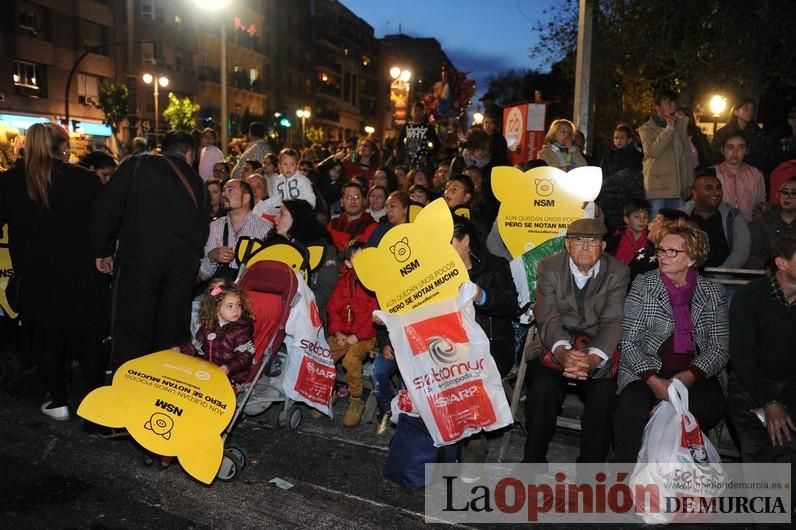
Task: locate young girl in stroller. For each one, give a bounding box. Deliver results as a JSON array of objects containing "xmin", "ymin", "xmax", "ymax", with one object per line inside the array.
[{"xmin": 178, "ymin": 280, "xmax": 255, "ymax": 383}]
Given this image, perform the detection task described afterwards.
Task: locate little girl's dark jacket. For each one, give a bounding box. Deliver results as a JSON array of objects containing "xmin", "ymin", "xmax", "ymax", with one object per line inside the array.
[{"xmin": 180, "ymin": 318, "xmax": 255, "ymax": 382}]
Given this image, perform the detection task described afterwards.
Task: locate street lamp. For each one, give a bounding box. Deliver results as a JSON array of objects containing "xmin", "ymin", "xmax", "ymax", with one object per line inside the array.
[
  {"xmin": 364, "ymin": 125, "xmax": 375, "ymax": 136},
  {"xmin": 473, "ymin": 112, "xmax": 484, "ymax": 125},
  {"xmin": 390, "ymin": 66, "xmax": 412, "ymax": 83},
  {"xmin": 196, "ymin": 0, "xmax": 231, "ymax": 155},
  {"xmin": 142, "ymin": 73, "xmax": 169, "ymax": 144},
  {"xmin": 389, "ymin": 66, "xmax": 412, "ymax": 130},
  {"xmin": 296, "ymin": 108, "xmax": 311, "ymax": 147},
  {"xmin": 709, "ymin": 94, "xmax": 727, "ymax": 136}
]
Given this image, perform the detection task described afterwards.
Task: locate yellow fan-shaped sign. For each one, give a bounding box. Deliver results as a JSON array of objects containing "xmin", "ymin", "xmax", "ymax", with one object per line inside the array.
[
  {"xmin": 353, "ymin": 198, "xmax": 467, "ymax": 314},
  {"xmin": 78, "ymin": 350, "xmax": 236, "ymax": 484},
  {"xmin": 492, "ymin": 165, "xmax": 602, "ymax": 258}
]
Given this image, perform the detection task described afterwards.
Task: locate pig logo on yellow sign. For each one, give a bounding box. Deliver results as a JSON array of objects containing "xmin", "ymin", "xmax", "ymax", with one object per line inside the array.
[
  {"xmin": 78, "ymin": 350, "xmax": 236, "ymax": 484},
  {"xmin": 353, "ymin": 198, "xmax": 467, "ymax": 314},
  {"xmin": 492, "ymin": 165, "xmax": 602, "ymax": 258}
]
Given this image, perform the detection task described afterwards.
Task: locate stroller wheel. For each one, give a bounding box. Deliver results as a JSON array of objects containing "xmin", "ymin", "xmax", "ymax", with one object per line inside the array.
[
  {"xmin": 217, "ymin": 448, "xmax": 245, "ymax": 481},
  {"xmin": 225, "ymin": 444, "xmax": 249, "ymax": 470},
  {"xmin": 287, "ymin": 404, "xmax": 303, "ymax": 431}
]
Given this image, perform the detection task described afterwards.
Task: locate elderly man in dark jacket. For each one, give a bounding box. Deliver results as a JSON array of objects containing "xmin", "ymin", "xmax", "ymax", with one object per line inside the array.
[
  {"xmin": 523, "ymin": 219, "xmax": 630, "ymax": 465},
  {"xmin": 92, "ymin": 131, "xmax": 209, "ymax": 370}
]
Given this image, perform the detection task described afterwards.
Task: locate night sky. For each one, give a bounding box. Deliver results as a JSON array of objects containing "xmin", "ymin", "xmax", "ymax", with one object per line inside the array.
[{"xmin": 342, "ymin": 0, "xmax": 559, "ymax": 108}]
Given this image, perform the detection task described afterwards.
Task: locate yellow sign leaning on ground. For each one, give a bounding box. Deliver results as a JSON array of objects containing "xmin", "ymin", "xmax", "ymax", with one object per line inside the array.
[
  {"xmin": 492, "ymin": 165, "xmax": 603, "ymax": 258},
  {"xmin": 353, "ymin": 198, "xmax": 467, "ymax": 314},
  {"xmin": 78, "ymin": 350, "xmax": 236, "ymax": 484},
  {"xmin": 0, "ymin": 224, "xmax": 17, "ymax": 319}
]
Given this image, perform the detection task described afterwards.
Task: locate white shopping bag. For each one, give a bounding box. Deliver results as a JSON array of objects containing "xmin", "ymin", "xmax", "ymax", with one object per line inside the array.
[
  {"xmin": 282, "ymin": 274, "xmax": 336, "ymax": 417},
  {"xmin": 375, "ymin": 282, "xmax": 513, "ymax": 446},
  {"xmin": 629, "ymin": 378, "xmax": 725, "ymax": 524},
  {"xmin": 390, "ymin": 389, "xmax": 421, "ymax": 424}
]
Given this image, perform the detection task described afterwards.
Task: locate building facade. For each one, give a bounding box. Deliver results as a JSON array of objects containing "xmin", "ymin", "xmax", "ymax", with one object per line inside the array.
[
  {"xmin": 0, "ymin": 0, "xmax": 115, "ymax": 164},
  {"xmin": 0, "ymin": 0, "xmax": 458, "ymax": 159}
]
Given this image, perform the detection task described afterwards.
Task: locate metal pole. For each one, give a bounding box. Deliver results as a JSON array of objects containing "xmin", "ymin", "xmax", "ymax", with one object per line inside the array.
[
  {"xmin": 221, "ymin": 22, "xmax": 228, "ymax": 156},
  {"xmin": 64, "ymin": 40, "xmax": 152, "ymax": 129},
  {"xmin": 573, "ymin": 0, "xmax": 594, "ymax": 154},
  {"xmin": 154, "ymin": 82, "xmax": 159, "ymax": 146}
]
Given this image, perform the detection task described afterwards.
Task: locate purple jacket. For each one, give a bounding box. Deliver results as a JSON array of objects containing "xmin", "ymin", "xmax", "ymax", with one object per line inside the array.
[{"xmin": 180, "ymin": 318, "xmax": 255, "ymax": 382}]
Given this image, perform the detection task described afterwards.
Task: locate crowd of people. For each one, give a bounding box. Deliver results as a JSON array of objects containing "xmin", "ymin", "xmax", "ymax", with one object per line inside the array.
[{"xmin": 0, "ymin": 88, "xmax": 794, "ymax": 482}]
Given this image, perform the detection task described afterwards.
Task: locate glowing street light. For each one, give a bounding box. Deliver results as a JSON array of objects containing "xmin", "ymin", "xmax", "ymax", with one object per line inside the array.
[
  {"xmin": 142, "ymin": 73, "xmax": 169, "ymax": 144},
  {"xmin": 709, "ymin": 94, "xmax": 727, "ymax": 136},
  {"xmin": 296, "ymin": 108, "xmax": 311, "ymax": 147},
  {"xmin": 364, "ymin": 125, "xmax": 375, "ymax": 135},
  {"xmin": 390, "ymin": 66, "xmax": 412, "ymax": 83},
  {"xmin": 195, "ymin": 0, "xmax": 231, "ymax": 154},
  {"xmin": 389, "ymin": 66, "xmax": 413, "ymax": 130},
  {"xmin": 473, "ymin": 112, "xmax": 484, "ymax": 125}
]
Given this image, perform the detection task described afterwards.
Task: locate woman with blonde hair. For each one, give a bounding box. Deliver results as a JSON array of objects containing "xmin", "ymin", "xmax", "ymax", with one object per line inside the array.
[
  {"xmin": 614, "ymin": 219, "xmax": 729, "ymax": 462},
  {"xmin": 0, "ymin": 122, "xmax": 108, "ymax": 422},
  {"xmin": 539, "ymin": 118, "xmax": 588, "ymax": 171}
]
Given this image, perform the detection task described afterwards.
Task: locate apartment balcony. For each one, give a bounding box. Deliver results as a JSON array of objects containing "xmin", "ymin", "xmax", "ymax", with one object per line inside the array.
[
  {"xmin": 314, "ymin": 108, "xmax": 341, "ymax": 123},
  {"xmin": 230, "ymin": 26, "xmax": 267, "ymax": 55},
  {"xmin": 198, "ymin": 66, "xmax": 267, "ymax": 94}
]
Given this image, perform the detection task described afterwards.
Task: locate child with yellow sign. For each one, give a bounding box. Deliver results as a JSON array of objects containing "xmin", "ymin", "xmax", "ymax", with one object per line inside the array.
[{"xmin": 326, "ymin": 240, "xmax": 379, "ymax": 427}]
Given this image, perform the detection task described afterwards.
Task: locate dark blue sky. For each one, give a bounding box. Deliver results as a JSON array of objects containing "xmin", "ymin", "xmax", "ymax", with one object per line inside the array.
[{"xmin": 342, "ymin": 0, "xmax": 558, "ymax": 101}]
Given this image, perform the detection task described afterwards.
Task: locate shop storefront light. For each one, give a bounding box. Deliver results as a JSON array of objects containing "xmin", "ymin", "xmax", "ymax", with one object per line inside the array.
[{"xmin": 0, "ymin": 113, "xmax": 50, "ymax": 130}]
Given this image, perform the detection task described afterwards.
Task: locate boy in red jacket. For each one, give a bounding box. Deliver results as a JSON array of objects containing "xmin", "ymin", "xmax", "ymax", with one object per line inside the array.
[{"xmin": 326, "ymin": 239, "xmax": 378, "ymax": 427}]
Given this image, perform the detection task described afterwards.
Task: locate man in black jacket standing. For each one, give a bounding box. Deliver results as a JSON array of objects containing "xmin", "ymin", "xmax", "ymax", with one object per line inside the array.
[{"xmin": 91, "ymin": 131, "xmax": 209, "ymax": 370}]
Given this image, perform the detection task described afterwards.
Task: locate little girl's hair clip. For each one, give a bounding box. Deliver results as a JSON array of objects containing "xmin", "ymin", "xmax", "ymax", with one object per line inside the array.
[{"xmin": 210, "ymin": 285, "xmax": 223, "ymax": 297}]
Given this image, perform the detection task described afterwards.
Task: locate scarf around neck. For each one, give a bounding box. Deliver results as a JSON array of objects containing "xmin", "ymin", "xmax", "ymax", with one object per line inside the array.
[
  {"xmin": 615, "ymin": 228, "xmax": 648, "ymax": 265},
  {"xmin": 660, "ymin": 268, "xmax": 698, "ymax": 353}
]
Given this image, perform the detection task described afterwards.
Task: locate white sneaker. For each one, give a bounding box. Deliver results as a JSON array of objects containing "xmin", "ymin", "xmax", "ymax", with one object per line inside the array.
[{"xmin": 41, "ymin": 400, "xmax": 70, "ymax": 421}]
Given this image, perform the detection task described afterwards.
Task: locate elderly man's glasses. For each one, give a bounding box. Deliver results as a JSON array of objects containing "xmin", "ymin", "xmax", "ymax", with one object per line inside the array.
[
  {"xmin": 655, "ymin": 247, "xmax": 688, "ymax": 258},
  {"xmin": 778, "ymin": 188, "xmax": 796, "ymax": 199},
  {"xmin": 343, "ymin": 194, "xmax": 361, "ymax": 201},
  {"xmin": 567, "ymin": 236, "xmax": 602, "ymax": 247}
]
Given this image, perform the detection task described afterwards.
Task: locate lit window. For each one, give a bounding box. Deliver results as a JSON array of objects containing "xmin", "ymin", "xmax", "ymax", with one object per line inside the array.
[
  {"xmin": 14, "ymin": 60, "xmax": 45, "ymax": 97},
  {"xmin": 14, "ymin": 61, "xmax": 38, "ymax": 89}
]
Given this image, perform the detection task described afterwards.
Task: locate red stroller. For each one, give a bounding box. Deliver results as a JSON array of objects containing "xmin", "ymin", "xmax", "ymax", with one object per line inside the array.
[{"xmin": 216, "ymin": 260, "xmax": 298, "ymax": 481}]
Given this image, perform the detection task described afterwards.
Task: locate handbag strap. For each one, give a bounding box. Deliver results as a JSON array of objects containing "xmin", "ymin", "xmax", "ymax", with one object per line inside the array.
[{"xmin": 155, "ymin": 154, "xmax": 198, "ymax": 209}]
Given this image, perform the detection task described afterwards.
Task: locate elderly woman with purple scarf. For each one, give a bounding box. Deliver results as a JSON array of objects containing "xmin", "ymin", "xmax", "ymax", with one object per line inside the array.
[{"xmin": 613, "ymin": 219, "xmax": 729, "ymax": 462}]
